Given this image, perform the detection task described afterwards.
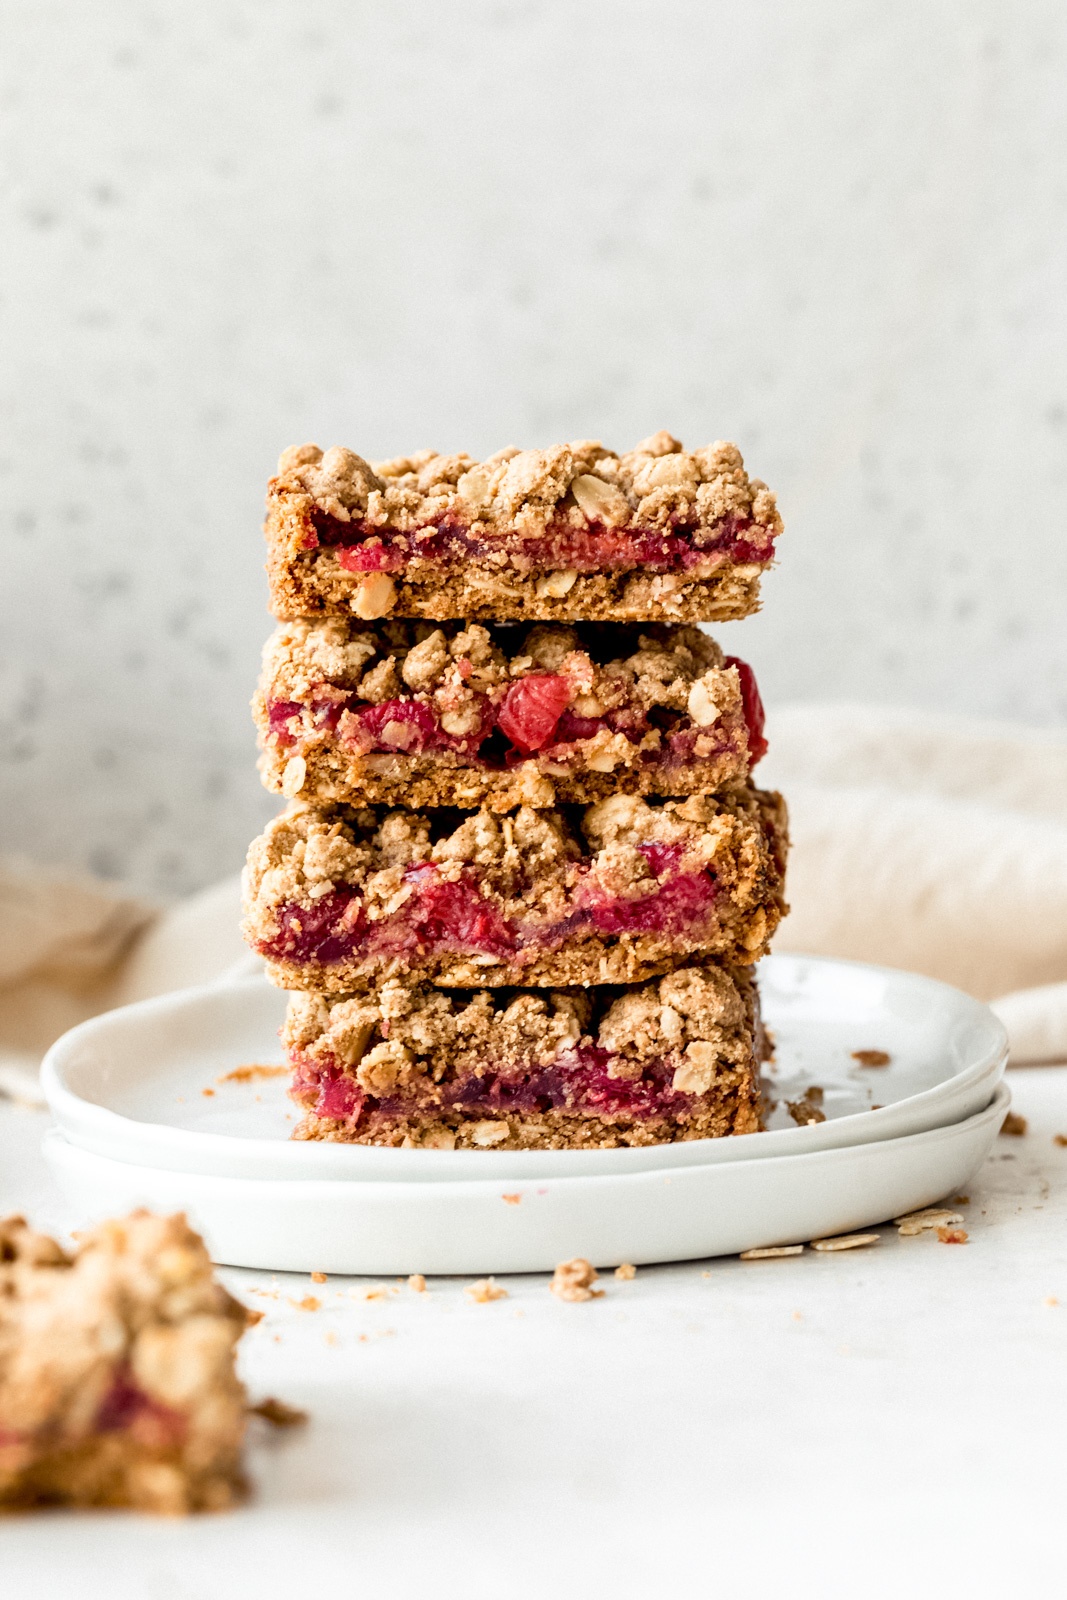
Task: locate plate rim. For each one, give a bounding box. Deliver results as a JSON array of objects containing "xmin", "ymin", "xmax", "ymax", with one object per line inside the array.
[
  {"xmin": 40, "ymin": 952, "xmax": 1008, "ymax": 1179},
  {"xmin": 41, "ymin": 1083, "xmax": 1009, "ymax": 1200}
]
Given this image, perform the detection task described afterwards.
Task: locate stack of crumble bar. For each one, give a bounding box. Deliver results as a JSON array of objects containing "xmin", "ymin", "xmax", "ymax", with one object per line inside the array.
[{"xmin": 242, "ymin": 432, "xmax": 788, "ymax": 1150}]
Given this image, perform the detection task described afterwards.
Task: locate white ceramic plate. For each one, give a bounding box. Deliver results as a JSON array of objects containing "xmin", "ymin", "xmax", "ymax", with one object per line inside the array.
[
  {"xmin": 41, "ymin": 955, "xmax": 1006, "ymax": 1181},
  {"xmin": 42, "ymin": 1085, "xmax": 1008, "ymax": 1274}
]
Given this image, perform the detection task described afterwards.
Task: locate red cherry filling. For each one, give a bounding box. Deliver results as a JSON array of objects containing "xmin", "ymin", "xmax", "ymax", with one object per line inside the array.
[
  {"xmin": 335, "ymin": 541, "xmax": 405, "ymax": 574},
  {"xmin": 574, "ymin": 844, "xmax": 717, "ymax": 935},
  {"xmin": 259, "ymin": 848, "xmax": 719, "ymax": 970},
  {"xmin": 358, "ymin": 699, "xmax": 440, "ymax": 753},
  {"xmin": 290, "ymin": 1045, "xmax": 710, "ymax": 1129},
  {"xmin": 495, "ymin": 675, "xmax": 573, "ymax": 753},
  {"xmin": 308, "ymin": 505, "xmax": 776, "ymax": 572},
  {"xmin": 96, "ymin": 1369, "xmax": 187, "ymax": 1447},
  {"xmin": 388, "ymin": 871, "xmax": 517, "ymax": 959},
  {"xmin": 724, "ymin": 655, "xmax": 767, "ymax": 763}
]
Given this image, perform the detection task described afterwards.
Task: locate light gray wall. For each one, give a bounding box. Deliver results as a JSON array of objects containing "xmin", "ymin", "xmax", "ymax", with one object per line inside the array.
[{"xmin": 3, "ymin": 0, "xmax": 1065, "ymax": 896}]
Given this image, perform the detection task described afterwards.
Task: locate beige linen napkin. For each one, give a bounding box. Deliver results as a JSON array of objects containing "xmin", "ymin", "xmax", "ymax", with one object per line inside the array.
[
  {"xmin": 2, "ymin": 703, "xmax": 1066, "ymax": 1103},
  {"xmin": 0, "ymin": 864, "xmax": 250, "ymax": 1104},
  {"xmin": 761, "ymin": 705, "xmax": 1067, "ymax": 1063}
]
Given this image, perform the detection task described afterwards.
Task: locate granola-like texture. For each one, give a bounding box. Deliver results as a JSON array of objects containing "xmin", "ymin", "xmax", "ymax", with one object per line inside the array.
[
  {"xmin": 283, "ymin": 964, "xmax": 763, "ymax": 1149},
  {"xmin": 242, "ymin": 789, "xmax": 787, "ymax": 991},
  {"xmin": 0, "ymin": 1212, "xmax": 249, "ymax": 1513},
  {"xmin": 255, "ymin": 618, "xmax": 764, "ymax": 810},
  {"xmin": 265, "ymin": 435, "xmax": 781, "ymax": 624}
]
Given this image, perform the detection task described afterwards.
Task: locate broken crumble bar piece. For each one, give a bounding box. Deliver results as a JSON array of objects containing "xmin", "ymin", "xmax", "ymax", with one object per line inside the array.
[
  {"xmin": 265, "ymin": 434, "xmax": 781, "ymax": 625},
  {"xmin": 0, "ymin": 1212, "xmax": 250, "ymax": 1513},
  {"xmin": 242, "ymin": 788, "xmax": 787, "ymax": 991},
  {"xmin": 255, "ymin": 617, "xmax": 766, "ymax": 811},
  {"xmin": 282, "ymin": 963, "xmax": 764, "ymax": 1150}
]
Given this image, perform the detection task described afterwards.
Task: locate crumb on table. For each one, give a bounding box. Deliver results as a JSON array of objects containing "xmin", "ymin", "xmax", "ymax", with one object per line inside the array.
[
  {"xmin": 249, "ymin": 1397, "xmax": 308, "ymax": 1428},
  {"xmin": 465, "ymin": 1277, "xmax": 508, "ymax": 1304},
  {"xmin": 810, "ymin": 1233, "xmax": 880, "ymax": 1253},
  {"xmin": 218, "ymin": 1064, "xmax": 289, "ymax": 1084},
  {"xmin": 551, "ymin": 1258, "xmax": 603, "ymax": 1301},
  {"xmin": 787, "ymin": 1098, "xmax": 826, "ymax": 1126},
  {"xmin": 739, "ymin": 1244, "xmax": 805, "ymax": 1260},
  {"xmin": 895, "ymin": 1208, "xmax": 964, "ymax": 1237}
]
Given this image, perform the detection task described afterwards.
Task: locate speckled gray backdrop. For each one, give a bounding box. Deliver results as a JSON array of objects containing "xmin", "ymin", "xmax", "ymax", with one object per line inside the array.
[{"xmin": 2, "ymin": 1, "xmax": 1065, "ymax": 898}]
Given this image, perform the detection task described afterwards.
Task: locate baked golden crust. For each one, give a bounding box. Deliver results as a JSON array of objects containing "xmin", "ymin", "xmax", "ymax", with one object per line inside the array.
[
  {"xmin": 242, "ymin": 789, "xmax": 787, "ymax": 992},
  {"xmin": 0, "ymin": 1212, "xmax": 250, "ymax": 1514},
  {"xmin": 255, "ymin": 617, "xmax": 761, "ymax": 810},
  {"xmin": 264, "ymin": 435, "xmax": 781, "ymax": 624},
  {"xmin": 283, "ymin": 964, "xmax": 764, "ymax": 1149}
]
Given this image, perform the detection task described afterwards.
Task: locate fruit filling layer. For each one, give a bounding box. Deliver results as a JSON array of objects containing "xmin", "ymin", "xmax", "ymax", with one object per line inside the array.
[
  {"xmin": 243, "ymin": 789, "xmax": 786, "ymax": 989},
  {"xmin": 283, "ymin": 965, "xmax": 761, "ymax": 1147},
  {"xmin": 290, "ymin": 1043, "xmax": 707, "ymax": 1127},
  {"xmin": 257, "ymin": 618, "xmax": 765, "ymax": 782},
  {"xmin": 318, "ymin": 506, "xmax": 772, "ymax": 575},
  {"xmin": 269, "ymin": 433, "xmax": 781, "ymax": 576}
]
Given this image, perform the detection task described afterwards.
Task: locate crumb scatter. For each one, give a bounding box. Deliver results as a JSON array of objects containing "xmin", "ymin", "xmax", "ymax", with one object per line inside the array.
[
  {"xmin": 740, "ymin": 1244, "xmax": 804, "ymax": 1259},
  {"xmin": 465, "ymin": 1277, "xmax": 508, "ymax": 1304},
  {"xmin": 250, "ymin": 1397, "xmax": 308, "ymax": 1428},
  {"xmin": 786, "ymin": 1098, "xmax": 826, "ymax": 1126},
  {"xmin": 810, "ymin": 1233, "xmax": 880, "ymax": 1253},
  {"xmin": 851, "ymin": 1049, "xmax": 890, "ymax": 1067},
  {"xmin": 895, "ymin": 1208, "xmax": 964, "ymax": 1237},
  {"xmin": 551, "ymin": 1258, "xmax": 603, "ymax": 1301},
  {"xmin": 218, "ymin": 1063, "xmax": 289, "ymax": 1083}
]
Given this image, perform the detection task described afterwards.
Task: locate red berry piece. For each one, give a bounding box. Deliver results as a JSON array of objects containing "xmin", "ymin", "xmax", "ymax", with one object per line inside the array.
[
  {"xmin": 724, "ymin": 655, "xmax": 767, "ymax": 763},
  {"xmin": 496, "ymin": 674, "xmax": 572, "ymax": 753},
  {"xmin": 359, "ymin": 699, "xmax": 440, "ymax": 752}
]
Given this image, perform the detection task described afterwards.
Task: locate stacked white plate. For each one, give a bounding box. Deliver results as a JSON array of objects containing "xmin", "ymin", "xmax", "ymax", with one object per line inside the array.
[{"xmin": 41, "ymin": 955, "xmax": 1008, "ymax": 1275}]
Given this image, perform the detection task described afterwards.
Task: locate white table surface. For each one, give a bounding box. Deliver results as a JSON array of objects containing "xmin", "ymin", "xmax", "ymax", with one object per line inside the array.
[{"xmin": 2, "ymin": 1074, "xmax": 1066, "ymax": 1600}]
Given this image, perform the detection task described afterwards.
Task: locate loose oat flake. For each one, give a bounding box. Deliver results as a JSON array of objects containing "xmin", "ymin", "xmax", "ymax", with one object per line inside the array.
[
  {"xmin": 739, "ymin": 1245, "xmax": 805, "ymax": 1260},
  {"xmin": 894, "ymin": 1208, "xmax": 964, "ymax": 1237},
  {"xmin": 810, "ymin": 1234, "xmax": 880, "ymax": 1253}
]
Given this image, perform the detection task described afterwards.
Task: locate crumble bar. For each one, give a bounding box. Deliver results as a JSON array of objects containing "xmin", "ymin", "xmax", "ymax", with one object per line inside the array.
[
  {"xmin": 282, "ymin": 963, "xmax": 764, "ymax": 1149},
  {"xmin": 0, "ymin": 1212, "xmax": 249, "ymax": 1513},
  {"xmin": 242, "ymin": 789, "xmax": 787, "ymax": 991},
  {"xmin": 255, "ymin": 617, "xmax": 766, "ymax": 811},
  {"xmin": 265, "ymin": 434, "xmax": 781, "ymax": 624}
]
